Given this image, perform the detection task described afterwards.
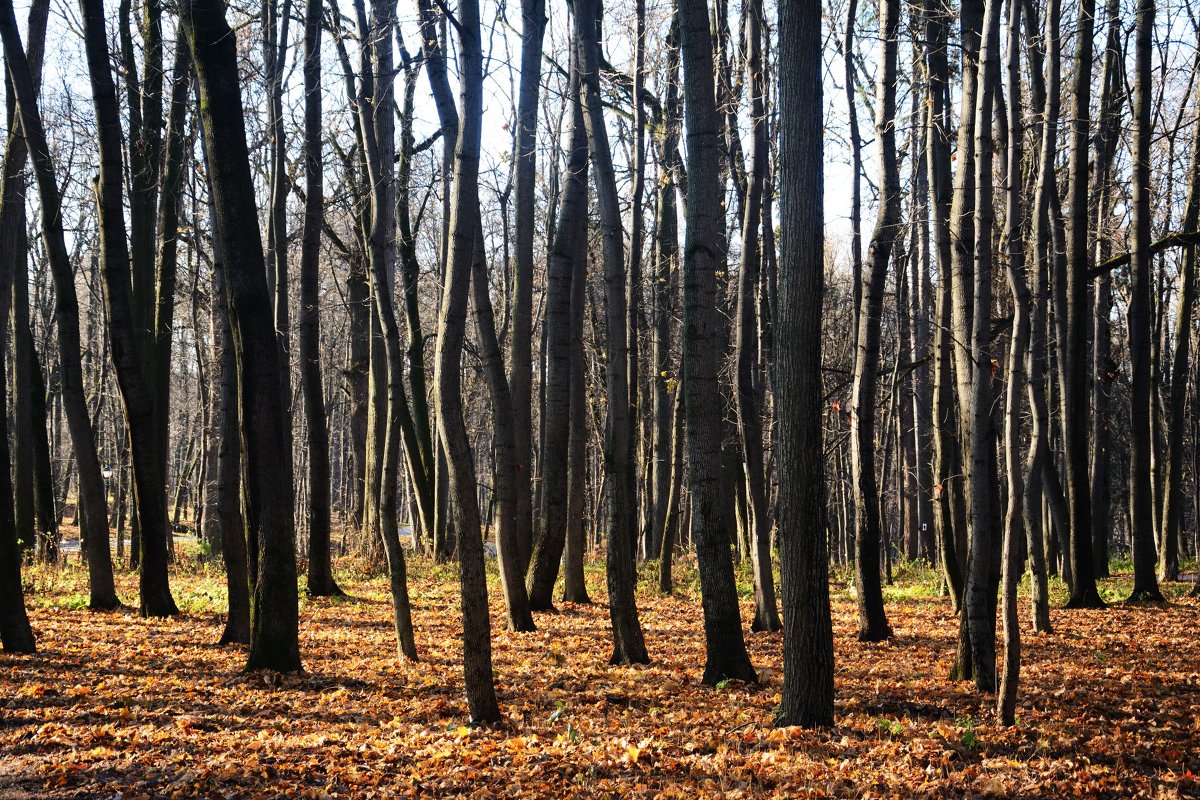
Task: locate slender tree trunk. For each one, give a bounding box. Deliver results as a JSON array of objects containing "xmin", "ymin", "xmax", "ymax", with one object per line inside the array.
[
  {"xmin": 575, "ymin": 0, "xmax": 649, "ymax": 666},
  {"xmin": 353, "ymin": 0, "xmax": 420, "ymax": 657},
  {"xmin": 432, "ymin": 0, "xmax": 502, "ymax": 720},
  {"xmin": 510, "ymin": 0, "xmax": 546, "ymax": 573},
  {"xmin": 1127, "ymin": 0, "xmax": 1163, "ymax": 602},
  {"xmin": 528, "ymin": 67, "xmax": 587, "ymax": 610},
  {"xmin": 206, "ymin": 180, "xmax": 251, "ymax": 646},
  {"xmin": 0, "ymin": 0, "xmax": 119, "ymax": 611},
  {"xmin": 1159, "ymin": 49, "xmax": 1200, "ymax": 584},
  {"xmin": 736, "ymin": 0, "xmax": 780, "ymax": 634},
  {"xmin": 651, "ymin": 22, "xmax": 681, "ymax": 567},
  {"xmin": 998, "ymin": 0, "xmax": 1028, "ymax": 725},
  {"xmin": 924, "ymin": 0, "xmax": 965, "ymax": 610},
  {"xmin": 850, "ymin": 0, "xmax": 900, "ymax": 643},
  {"xmin": 301, "ymin": 0, "xmax": 341, "ymax": 597},
  {"xmin": 1061, "ymin": 0, "xmax": 1106, "ymax": 609},
  {"xmin": 562, "ymin": 198, "xmax": 592, "ymax": 605}
]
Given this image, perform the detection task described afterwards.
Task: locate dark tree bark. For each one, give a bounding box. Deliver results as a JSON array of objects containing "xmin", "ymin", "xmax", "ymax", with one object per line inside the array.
[
  {"xmin": 561, "ymin": 171, "xmax": 592, "ymax": 604},
  {"xmin": 0, "ymin": 0, "xmax": 119, "ymax": 611},
  {"xmin": 774, "ymin": 0, "xmax": 834, "ymax": 728},
  {"xmin": 1127, "ymin": 0, "xmax": 1163, "ymax": 602},
  {"xmin": 1061, "ymin": 0, "xmax": 1106, "ymax": 609},
  {"xmin": 81, "ymin": 0, "xmax": 180, "ymax": 618},
  {"xmin": 924, "ymin": 0, "xmax": 965, "ymax": 610},
  {"xmin": 575, "ymin": 0, "xmax": 649, "ymax": 666},
  {"xmin": 998, "ymin": 0, "xmax": 1028, "ymax": 725},
  {"xmin": 850, "ymin": 0, "xmax": 900, "ymax": 643},
  {"xmin": 650, "ymin": 22, "xmax": 681, "ymax": 567},
  {"xmin": 510, "ymin": 0, "xmax": 547, "ymax": 573},
  {"xmin": 352, "ymin": 0, "xmax": 419, "ymax": 658},
  {"xmin": 528, "ymin": 67, "xmax": 587, "ymax": 611},
  {"xmin": 301, "ymin": 0, "xmax": 341, "ymax": 597},
  {"xmin": 959, "ymin": 0, "xmax": 1002, "ymax": 694},
  {"xmin": 736, "ymin": 0, "xmax": 780, "ymax": 634},
  {"xmin": 1159, "ymin": 49, "xmax": 1200, "ymax": 584},
  {"xmin": 678, "ymin": 0, "xmax": 756, "ymax": 684},
  {"xmin": 205, "ymin": 179, "xmax": 251, "ymax": 646},
  {"xmin": 431, "ymin": 0, "xmax": 502, "ymax": 721},
  {"xmin": 4, "ymin": 0, "xmax": 48, "ymax": 567},
  {"xmin": 184, "ymin": 0, "xmax": 301, "ymax": 671}
]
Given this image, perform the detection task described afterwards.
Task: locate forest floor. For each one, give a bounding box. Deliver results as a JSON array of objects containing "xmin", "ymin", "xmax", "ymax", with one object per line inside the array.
[{"xmin": 2, "ymin": 547, "xmax": 1199, "ymax": 799}]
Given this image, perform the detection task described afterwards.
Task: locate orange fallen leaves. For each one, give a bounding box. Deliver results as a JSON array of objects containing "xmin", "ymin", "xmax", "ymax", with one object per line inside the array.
[{"xmin": 1, "ymin": 561, "xmax": 1198, "ymax": 798}]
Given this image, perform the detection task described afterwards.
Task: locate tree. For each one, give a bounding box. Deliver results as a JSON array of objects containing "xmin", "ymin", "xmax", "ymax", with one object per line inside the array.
[
  {"xmin": 300, "ymin": 0, "xmax": 341, "ymax": 597},
  {"xmin": 999, "ymin": 0, "xmax": 1028, "ymax": 726},
  {"xmin": 1061, "ymin": 0, "xmax": 1106, "ymax": 609},
  {"xmin": 431, "ymin": 0, "xmax": 502, "ymax": 720},
  {"xmin": 678, "ymin": 0, "xmax": 756, "ymax": 684},
  {"xmin": 1127, "ymin": 0, "xmax": 1163, "ymax": 603},
  {"xmin": 574, "ymin": 0, "xmax": 648, "ymax": 666},
  {"xmin": 774, "ymin": 0, "xmax": 834, "ymax": 728},
  {"xmin": 184, "ymin": 0, "xmax": 301, "ymax": 672},
  {"xmin": 850, "ymin": 0, "xmax": 899, "ymax": 644},
  {"xmin": 0, "ymin": 0, "xmax": 120, "ymax": 612},
  {"xmin": 510, "ymin": 0, "xmax": 547, "ymax": 572},
  {"xmin": 81, "ymin": 0, "xmax": 180, "ymax": 618},
  {"xmin": 735, "ymin": 0, "xmax": 781, "ymax": 634},
  {"xmin": 528, "ymin": 64, "xmax": 587, "ymax": 611}
]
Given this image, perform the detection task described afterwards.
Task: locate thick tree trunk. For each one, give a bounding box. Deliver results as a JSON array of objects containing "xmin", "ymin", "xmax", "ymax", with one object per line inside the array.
[
  {"xmin": 678, "ymin": 0, "xmax": 756, "ymax": 683},
  {"xmin": 185, "ymin": 0, "xmax": 301, "ymax": 671},
  {"xmin": 774, "ymin": 0, "xmax": 834, "ymax": 727},
  {"xmin": 1061, "ymin": 0, "xmax": 1106, "ymax": 609}
]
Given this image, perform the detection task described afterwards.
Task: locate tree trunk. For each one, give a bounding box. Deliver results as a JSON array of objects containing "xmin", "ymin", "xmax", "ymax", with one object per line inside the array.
[
  {"xmin": 510, "ymin": 0, "xmax": 546, "ymax": 573},
  {"xmin": 528, "ymin": 66, "xmax": 587, "ymax": 610},
  {"xmin": 736, "ymin": 0, "xmax": 780, "ymax": 634},
  {"xmin": 562, "ymin": 199, "xmax": 592, "ymax": 605},
  {"xmin": 1061, "ymin": 0, "xmax": 1106, "ymax": 609},
  {"xmin": 1159, "ymin": 48, "xmax": 1200, "ymax": 584},
  {"xmin": 774, "ymin": 0, "xmax": 834, "ymax": 727},
  {"xmin": 998, "ymin": 0, "xmax": 1028, "ymax": 725},
  {"xmin": 0, "ymin": 0, "xmax": 120, "ymax": 611},
  {"xmin": 431, "ymin": 0, "xmax": 502, "ymax": 721},
  {"xmin": 185, "ymin": 0, "xmax": 302, "ymax": 671},
  {"xmin": 301, "ymin": 0, "xmax": 341, "ymax": 597},
  {"xmin": 575, "ymin": 0, "xmax": 649, "ymax": 666},
  {"xmin": 1127, "ymin": 0, "xmax": 1163, "ymax": 602},
  {"xmin": 678, "ymin": 0, "xmax": 756, "ymax": 683},
  {"xmin": 850, "ymin": 0, "xmax": 900, "ymax": 643}
]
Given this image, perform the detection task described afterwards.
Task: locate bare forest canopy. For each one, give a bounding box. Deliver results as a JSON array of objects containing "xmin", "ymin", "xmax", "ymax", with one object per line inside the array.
[{"xmin": 1, "ymin": 0, "xmax": 1200, "ymax": 795}]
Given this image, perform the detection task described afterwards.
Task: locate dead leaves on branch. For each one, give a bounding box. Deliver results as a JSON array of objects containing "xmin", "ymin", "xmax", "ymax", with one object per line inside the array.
[{"xmin": 1, "ymin": 562, "xmax": 1198, "ymax": 798}]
